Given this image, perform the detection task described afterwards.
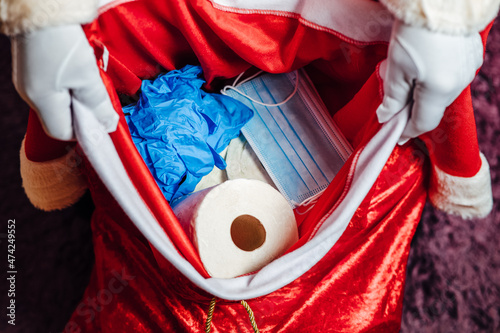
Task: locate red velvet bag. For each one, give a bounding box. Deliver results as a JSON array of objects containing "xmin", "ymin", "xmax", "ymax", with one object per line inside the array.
[{"xmin": 22, "ymin": 1, "xmax": 490, "ymax": 332}]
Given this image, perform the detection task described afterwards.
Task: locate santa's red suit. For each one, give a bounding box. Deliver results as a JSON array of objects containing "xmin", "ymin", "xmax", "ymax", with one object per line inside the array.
[{"xmin": 1, "ymin": 0, "xmax": 498, "ymax": 332}]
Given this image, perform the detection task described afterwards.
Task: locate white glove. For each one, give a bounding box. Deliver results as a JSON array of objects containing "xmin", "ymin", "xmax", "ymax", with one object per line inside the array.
[
  {"xmin": 11, "ymin": 24, "xmax": 119, "ymax": 141},
  {"xmin": 376, "ymin": 19, "xmax": 484, "ymax": 144}
]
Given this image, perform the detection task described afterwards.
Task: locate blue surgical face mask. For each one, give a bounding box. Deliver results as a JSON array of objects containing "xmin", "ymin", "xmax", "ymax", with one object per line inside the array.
[{"xmin": 222, "ymin": 69, "xmax": 353, "ymax": 207}]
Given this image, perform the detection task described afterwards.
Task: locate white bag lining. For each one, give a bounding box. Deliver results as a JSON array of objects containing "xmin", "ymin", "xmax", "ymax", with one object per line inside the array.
[{"xmin": 73, "ymin": 96, "xmax": 409, "ymax": 300}]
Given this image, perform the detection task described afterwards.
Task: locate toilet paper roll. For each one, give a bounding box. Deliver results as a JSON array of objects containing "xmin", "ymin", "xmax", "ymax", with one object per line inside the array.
[
  {"xmin": 226, "ymin": 135, "xmax": 276, "ymax": 189},
  {"xmin": 193, "ymin": 146, "xmax": 229, "ymax": 192},
  {"xmin": 172, "ymin": 179, "xmax": 298, "ymax": 278}
]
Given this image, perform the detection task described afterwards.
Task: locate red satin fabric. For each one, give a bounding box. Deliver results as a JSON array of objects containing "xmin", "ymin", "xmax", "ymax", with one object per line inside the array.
[
  {"xmin": 62, "ymin": 1, "xmax": 432, "ymax": 331},
  {"xmin": 84, "ymin": 0, "xmax": 387, "ymax": 104}
]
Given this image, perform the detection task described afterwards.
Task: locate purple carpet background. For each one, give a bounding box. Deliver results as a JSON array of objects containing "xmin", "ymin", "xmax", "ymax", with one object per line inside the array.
[{"xmin": 0, "ymin": 19, "xmax": 499, "ymax": 333}]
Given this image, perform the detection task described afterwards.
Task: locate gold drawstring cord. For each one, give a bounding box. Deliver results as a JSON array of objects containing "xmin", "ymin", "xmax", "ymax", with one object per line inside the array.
[
  {"xmin": 240, "ymin": 300, "xmax": 260, "ymax": 333},
  {"xmin": 204, "ymin": 298, "xmax": 260, "ymax": 333},
  {"xmin": 205, "ymin": 297, "xmax": 217, "ymax": 333}
]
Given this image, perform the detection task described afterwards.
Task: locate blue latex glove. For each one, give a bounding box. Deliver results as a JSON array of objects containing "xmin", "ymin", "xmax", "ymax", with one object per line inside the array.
[{"xmin": 124, "ymin": 65, "xmax": 254, "ymax": 201}]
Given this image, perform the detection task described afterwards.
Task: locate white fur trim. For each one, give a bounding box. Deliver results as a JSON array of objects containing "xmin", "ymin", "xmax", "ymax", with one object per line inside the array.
[
  {"xmin": 0, "ymin": 0, "xmax": 98, "ymax": 35},
  {"xmin": 429, "ymin": 153, "xmax": 493, "ymax": 218},
  {"xmin": 380, "ymin": 0, "xmax": 500, "ymax": 34},
  {"xmin": 20, "ymin": 139, "xmax": 88, "ymax": 211}
]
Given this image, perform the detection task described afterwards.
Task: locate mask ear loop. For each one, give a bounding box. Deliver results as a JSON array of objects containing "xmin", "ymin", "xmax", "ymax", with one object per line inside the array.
[
  {"xmin": 221, "ymin": 70, "xmax": 300, "ymax": 107},
  {"xmin": 292, "ymin": 189, "xmax": 326, "ymax": 215}
]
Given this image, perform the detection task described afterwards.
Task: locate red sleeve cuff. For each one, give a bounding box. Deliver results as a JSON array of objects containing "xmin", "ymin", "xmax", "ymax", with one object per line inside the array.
[{"xmin": 25, "ymin": 109, "xmax": 76, "ymax": 162}]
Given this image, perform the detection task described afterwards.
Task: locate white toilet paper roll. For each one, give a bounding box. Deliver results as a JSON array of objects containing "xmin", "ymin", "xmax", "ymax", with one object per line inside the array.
[
  {"xmin": 172, "ymin": 179, "xmax": 298, "ymax": 278},
  {"xmin": 193, "ymin": 146, "xmax": 229, "ymax": 192},
  {"xmin": 226, "ymin": 135, "xmax": 276, "ymax": 189}
]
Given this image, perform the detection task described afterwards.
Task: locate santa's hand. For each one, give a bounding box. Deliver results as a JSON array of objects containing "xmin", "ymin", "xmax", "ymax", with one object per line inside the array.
[
  {"xmin": 11, "ymin": 24, "xmax": 118, "ymax": 141},
  {"xmin": 376, "ymin": 19, "xmax": 483, "ymax": 145}
]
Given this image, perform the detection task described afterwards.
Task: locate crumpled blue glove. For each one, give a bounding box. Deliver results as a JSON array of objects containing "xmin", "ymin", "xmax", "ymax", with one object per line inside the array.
[
  {"xmin": 124, "ymin": 65, "xmax": 254, "ymax": 201},
  {"xmin": 376, "ymin": 19, "xmax": 484, "ymax": 144}
]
